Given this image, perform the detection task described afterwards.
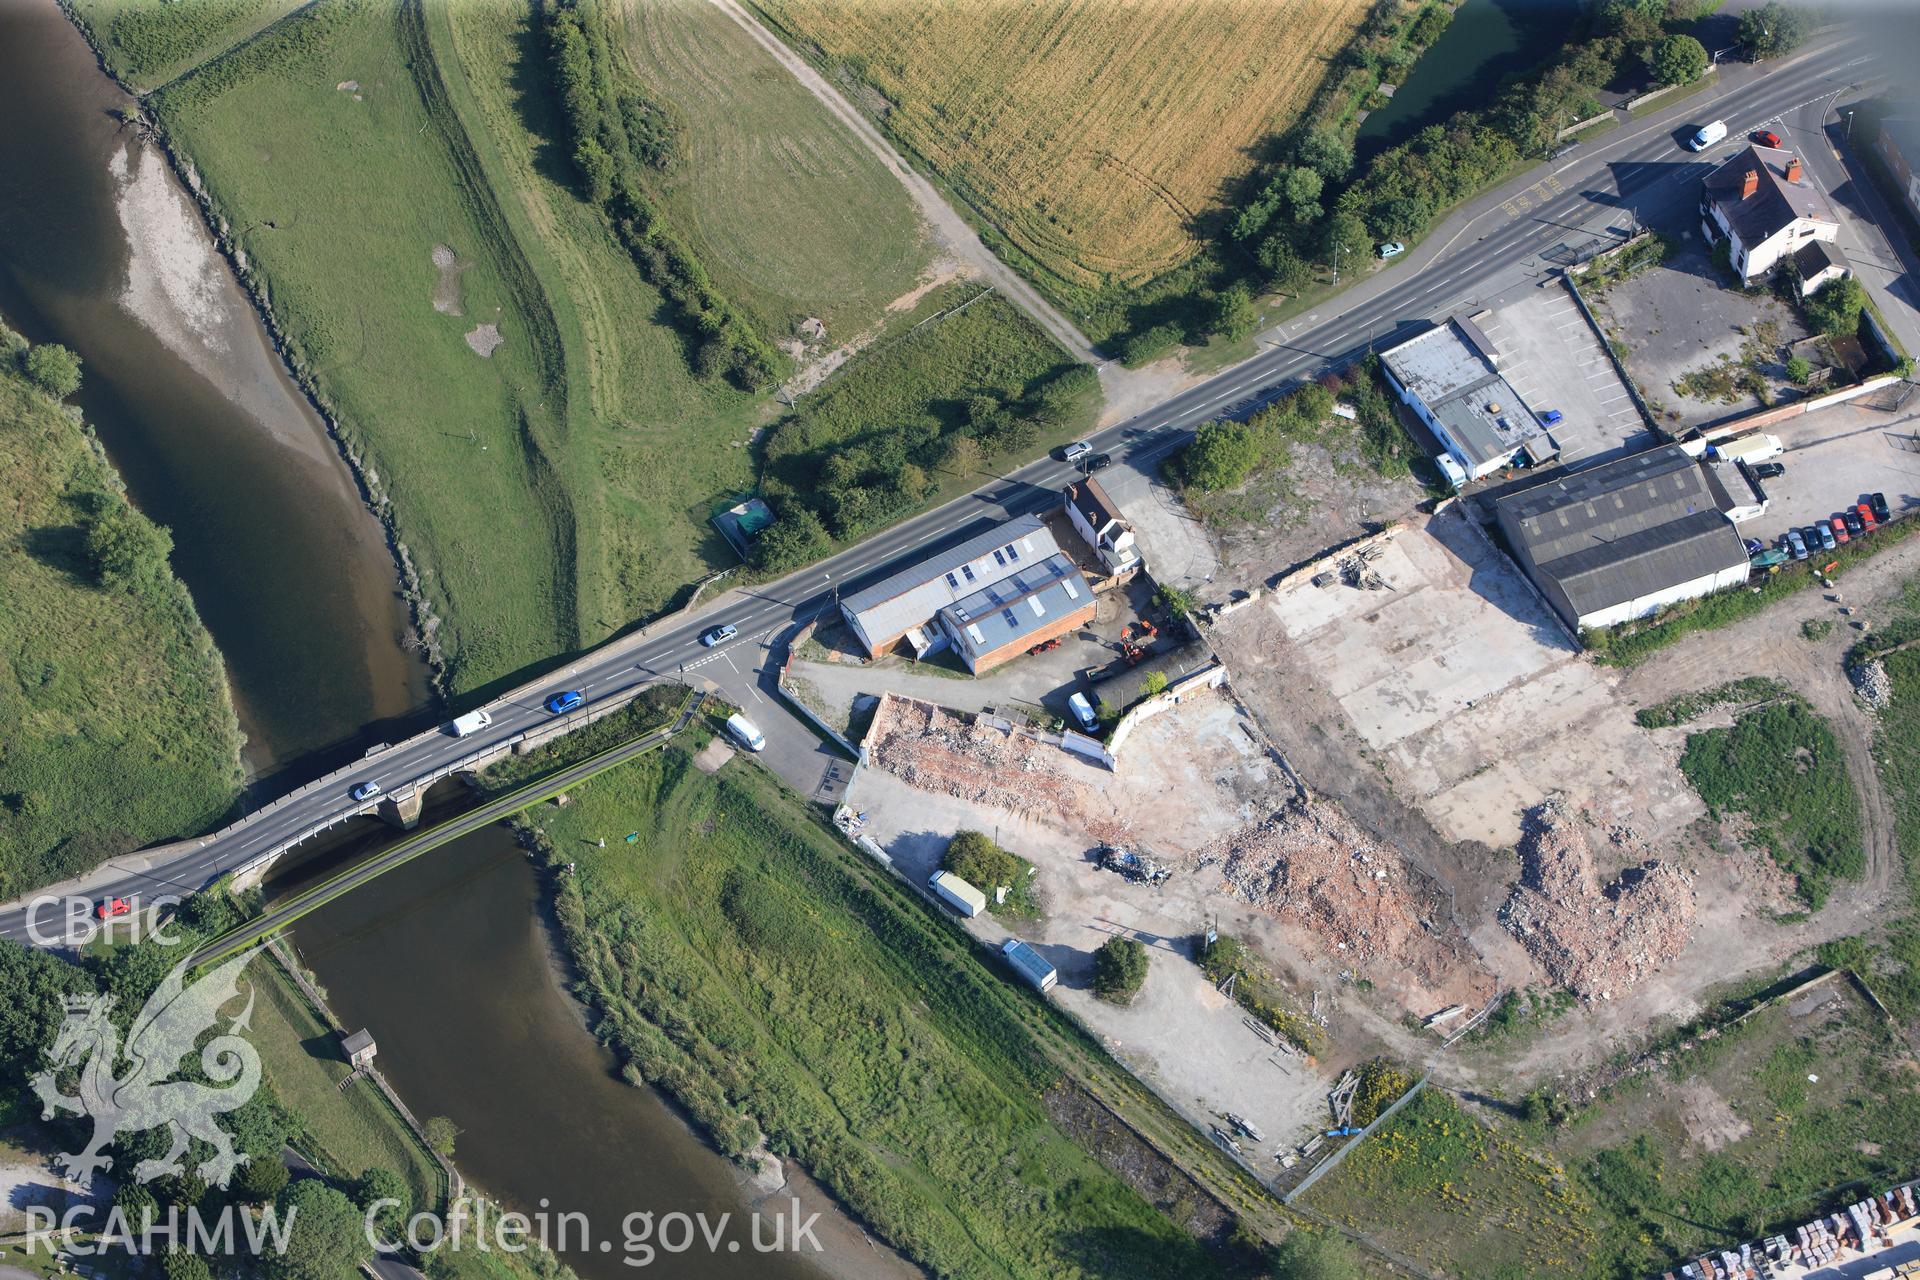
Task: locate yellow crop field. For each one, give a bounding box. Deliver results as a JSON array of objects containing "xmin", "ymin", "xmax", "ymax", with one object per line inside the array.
[{"xmin": 755, "ymin": 0, "xmax": 1372, "ymax": 291}]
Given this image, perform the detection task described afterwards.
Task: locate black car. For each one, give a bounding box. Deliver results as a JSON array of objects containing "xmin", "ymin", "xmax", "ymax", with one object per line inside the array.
[
  {"xmin": 1801, "ymin": 526, "xmax": 1825, "ymax": 555},
  {"xmin": 1753, "ymin": 462, "xmax": 1785, "ymax": 481},
  {"xmin": 1870, "ymin": 491, "xmax": 1891, "ymax": 524},
  {"xmin": 1845, "ymin": 510, "xmax": 1866, "ymax": 537},
  {"xmin": 1086, "ymin": 452, "xmax": 1114, "ymax": 472}
]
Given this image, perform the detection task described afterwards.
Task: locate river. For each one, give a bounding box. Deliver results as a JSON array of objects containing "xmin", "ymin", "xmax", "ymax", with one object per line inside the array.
[
  {"xmin": 1354, "ymin": 0, "xmax": 1583, "ymax": 163},
  {"xmin": 0, "ymin": 5, "xmax": 909, "ymax": 1278}
]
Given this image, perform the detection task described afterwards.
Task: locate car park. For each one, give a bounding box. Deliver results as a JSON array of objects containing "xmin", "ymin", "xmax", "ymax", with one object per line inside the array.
[
  {"xmin": 1754, "ymin": 129, "xmax": 1782, "ymax": 148},
  {"xmin": 1845, "ymin": 510, "xmax": 1866, "ymax": 538},
  {"xmin": 1800, "ymin": 525, "xmax": 1824, "ymax": 556},
  {"xmin": 699, "ymin": 623, "xmax": 737, "ymax": 647},
  {"xmin": 1785, "ymin": 529, "xmax": 1808, "ymax": 560},
  {"xmin": 1754, "ymin": 462, "xmax": 1785, "ymax": 481},
  {"xmin": 1831, "ymin": 516, "xmax": 1849, "ymax": 544},
  {"xmin": 1871, "ymin": 492, "xmax": 1891, "ymax": 524},
  {"xmin": 1540, "ymin": 409, "xmax": 1564, "ymax": 425},
  {"xmin": 350, "ymin": 780, "xmax": 382, "ymax": 802},
  {"xmin": 1814, "ymin": 522, "xmax": 1836, "ymax": 552},
  {"xmin": 1377, "ymin": 241, "xmax": 1406, "ymax": 259},
  {"xmin": 545, "ymin": 690, "xmax": 584, "ymax": 714},
  {"xmin": 1058, "ymin": 440, "xmax": 1092, "ymax": 463}
]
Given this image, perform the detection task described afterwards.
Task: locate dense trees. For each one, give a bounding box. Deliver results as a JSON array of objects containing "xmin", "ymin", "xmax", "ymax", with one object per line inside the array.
[
  {"xmin": 1739, "ymin": 2, "xmax": 1811, "ymax": 58},
  {"xmin": 1091, "ymin": 936, "xmax": 1148, "ymax": 1004},
  {"xmin": 752, "ymin": 507, "xmax": 832, "ymax": 572},
  {"xmin": 1649, "ymin": 34, "xmax": 1707, "ymax": 86},
  {"xmin": 24, "ymin": 343, "xmax": 82, "ymax": 399},
  {"xmin": 944, "ymin": 830, "xmax": 1023, "ymax": 894},
  {"xmin": 262, "ymin": 1182, "xmax": 372, "ymax": 1280},
  {"xmin": 86, "ymin": 502, "xmax": 174, "ymax": 597},
  {"xmin": 1805, "ymin": 276, "xmax": 1867, "ymax": 338}
]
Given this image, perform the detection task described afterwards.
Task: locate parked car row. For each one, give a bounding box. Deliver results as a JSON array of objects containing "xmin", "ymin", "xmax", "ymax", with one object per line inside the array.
[{"xmin": 1763, "ymin": 493, "xmax": 1891, "ymax": 563}]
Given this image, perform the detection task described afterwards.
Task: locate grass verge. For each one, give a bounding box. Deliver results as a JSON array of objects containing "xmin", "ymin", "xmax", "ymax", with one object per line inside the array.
[{"xmin": 0, "ymin": 340, "xmax": 243, "ymax": 897}]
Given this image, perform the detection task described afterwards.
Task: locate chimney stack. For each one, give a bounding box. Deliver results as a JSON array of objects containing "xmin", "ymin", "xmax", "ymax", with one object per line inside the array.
[
  {"xmin": 1740, "ymin": 167, "xmax": 1759, "ymax": 199},
  {"xmin": 1785, "ymin": 155, "xmax": 1803, "ymax": 183}
]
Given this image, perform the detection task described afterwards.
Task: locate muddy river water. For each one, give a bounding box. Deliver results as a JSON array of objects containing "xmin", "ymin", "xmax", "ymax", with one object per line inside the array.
[{"xmin": 0, "ymin": 5, "xmax": 905, "ymax": 1277}]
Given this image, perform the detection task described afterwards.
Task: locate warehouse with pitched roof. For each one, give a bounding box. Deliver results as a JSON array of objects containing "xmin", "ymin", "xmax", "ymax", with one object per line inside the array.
[{"xmin": 1494, "ymin": 445, "xmax": 1750, "ymax": 632}]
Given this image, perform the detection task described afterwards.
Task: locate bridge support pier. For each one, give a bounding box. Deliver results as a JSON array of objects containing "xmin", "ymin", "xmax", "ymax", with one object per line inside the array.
[{"xmin": 379, "ymin": 788, "xmax": 423, "ymax": 831}]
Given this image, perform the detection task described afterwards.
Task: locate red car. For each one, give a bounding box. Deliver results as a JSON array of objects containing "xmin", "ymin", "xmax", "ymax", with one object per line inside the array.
[
  {"xmin": 94, "ymin": 896, "xmax": 131, "ymax": 920},
  {"xmin": 1754, "ymin": 129, "xmax": 1782, "ymax": 148},
  {"xmin": 1831, "ymin": 516, "xmax": 1849, "ymax": 544},
  {"xmin": 1858, "ymin": 502, "xmax": 1878, "ymax": 531}
]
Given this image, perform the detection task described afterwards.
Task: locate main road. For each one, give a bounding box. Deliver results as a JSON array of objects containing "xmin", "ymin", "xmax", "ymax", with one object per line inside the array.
[{"xmin": 0, "ymin": 33, "xmax": 1884, "ymax": 943}]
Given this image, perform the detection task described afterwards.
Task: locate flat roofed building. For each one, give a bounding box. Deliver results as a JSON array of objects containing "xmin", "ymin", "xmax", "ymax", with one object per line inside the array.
[
  {"xmin": 937, "ymin": 552, "xmax": 1095, "ymax": 673},
  {"xmin": 1495, "ymin": 444, "xmax": 1750, "ymax": 632},
  {"xmin": 838, "ymin": 514, "xmax": 1061, "ymax": 658},
  {"xmin": 1379, "ymin": 316, "xmax": 1557, "ymax": 484}
]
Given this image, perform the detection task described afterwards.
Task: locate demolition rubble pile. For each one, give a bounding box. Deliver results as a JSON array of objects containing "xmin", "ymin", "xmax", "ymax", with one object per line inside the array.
[
  {"xmin": 1198, "ymin": 799, "xmax": 1482, "ymax": 991},
  {"xmin": 866, "ymin": 693, "xmax": 1095, "ymax": 823},
  {"xmin": 1500, "ymin": 798, "xmax": 1695, "ymax": 1001},
  {"xmin": 1851, "ymin": 658, "xmax": 1893, "ymax": 711}
]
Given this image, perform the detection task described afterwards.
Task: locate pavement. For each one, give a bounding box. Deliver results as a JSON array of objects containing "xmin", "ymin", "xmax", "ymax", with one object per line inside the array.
[{"xmin": 0, "ymin": 32, "xmax": 1890, "ymax": 945}]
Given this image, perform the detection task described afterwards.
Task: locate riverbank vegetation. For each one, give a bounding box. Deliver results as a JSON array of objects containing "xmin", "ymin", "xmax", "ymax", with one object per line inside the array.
[
  {"xmin": 525, "ymin": 732, "xmax": 1263, "ymax": 1279},
  {"xmin": 0, "ymin": 327, "xmax": 242, "ymax": 897},
  {"xmin": 66, "ymin": 0, "xmax": 308, "ymax": 90}
]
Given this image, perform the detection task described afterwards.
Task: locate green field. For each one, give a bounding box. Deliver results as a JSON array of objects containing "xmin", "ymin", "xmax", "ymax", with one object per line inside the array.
[
  {"xmin": 523, "ymin": 724, "xmax": 1254, "ymax": 1279},
  {"xmin": 1678, "ymin": 697, "xmax": 1863, "ymax": 906},
  {"xmin": 67, "ymin": 0, "xmax": 310, "ymax": 90},
  {"xmin": 149, "ymin": 0, "xmax": 588, "ymax": 691},
  {"xmin": 0, "ymin": 343, "xmax": 242, "ymax": 896},
  {"xmin": 613, "ymin": 0, "xmax": 929, "ymax": 340},
  {"xmin": 1313, "ymin": 981, "xmax": 1920, "ymax": 1280},
  {"xmin": 249, "ymin": 950, "xmax": 444, "ymax": 1210}
]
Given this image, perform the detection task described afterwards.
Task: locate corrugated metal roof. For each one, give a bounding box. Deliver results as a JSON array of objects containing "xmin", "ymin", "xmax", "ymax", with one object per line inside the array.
[
  {"xmin": 939, "ymin": 553, "xmax": 1089, "ymax": 656},
  {"xmin": 1498, "ymin": 445, "xmax": 1748, "ymax": 618},
  {"xmin": 841, "ymin": 515, "xmax": 1058, "ymax": 641}
]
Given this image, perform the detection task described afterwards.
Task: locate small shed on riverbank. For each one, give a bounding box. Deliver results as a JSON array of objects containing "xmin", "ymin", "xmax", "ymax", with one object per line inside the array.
[{"xmin": 340, "ymin": 1028, "xmax": 377, "ymax": 1071}]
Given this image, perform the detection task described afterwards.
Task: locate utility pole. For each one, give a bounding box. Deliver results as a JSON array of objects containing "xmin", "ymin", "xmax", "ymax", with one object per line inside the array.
[{"xmin": 1330, "ymin": 240, "xmax": 1346, "ymax": 288}]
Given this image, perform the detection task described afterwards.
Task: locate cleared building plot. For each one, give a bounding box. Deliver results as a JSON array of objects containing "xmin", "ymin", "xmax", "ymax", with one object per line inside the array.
[
  {"xmin": 841, "ymin": 686, "xmax": 1496, "ymax": 1165},
  {"xmin": 1474, "ymin": 284, "xmax": 1654, "ymax": 466},
  {"xmin": 1213, "ymin": 508, "xmax": 1702, "ymax": 852}
]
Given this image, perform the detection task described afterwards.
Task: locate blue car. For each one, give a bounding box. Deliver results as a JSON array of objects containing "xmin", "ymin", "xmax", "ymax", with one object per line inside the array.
[
  {"xmin": 545, "ymin": 690, "xmax": 584, "ymax": 714},
  {"xmin": 1540, "ymin": 409, "xmax": 1563, "ymax": 426}
]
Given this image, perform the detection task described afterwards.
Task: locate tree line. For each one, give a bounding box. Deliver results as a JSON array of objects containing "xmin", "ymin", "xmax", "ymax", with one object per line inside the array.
[
  {"xmin": 545, "ymin": 0, "xmax": 784, "ymax": 390},
  {"xmin": 1140, "ymin": 0, "xmax": 1810, "ymax": 362}
]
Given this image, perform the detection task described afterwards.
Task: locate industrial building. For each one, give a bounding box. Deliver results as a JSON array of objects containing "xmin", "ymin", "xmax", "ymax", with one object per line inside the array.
[
  {"xmin": 1494, "ymin": 444, "xmax": 1750, "ymax": 632},
  {"xmin": 1379, "ymin": 315, "xmax": 1559, "ymax": 486},
  {"xmin": 838, "ymin": 514, "xmax": 1094, "ymax": 672}
]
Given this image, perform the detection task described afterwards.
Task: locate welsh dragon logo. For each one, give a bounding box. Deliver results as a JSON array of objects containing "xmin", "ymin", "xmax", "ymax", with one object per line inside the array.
[{"xmin": 30, "ymin": 947, "xmax": 265, "ymax": 1190}]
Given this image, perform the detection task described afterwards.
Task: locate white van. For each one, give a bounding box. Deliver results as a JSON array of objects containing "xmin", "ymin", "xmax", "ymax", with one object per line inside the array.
[
  {"xmin": 1066, "ymin": 691, "xmax": 1099, "ymax": 733},
  {"xmin": 724, "ymin": 712, "xmax": 766, "ymax": 752},
  {"xmin": 1687, "ymin": 120, "xmax": 1727, "ymax": 151}
]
